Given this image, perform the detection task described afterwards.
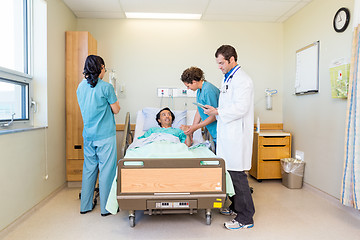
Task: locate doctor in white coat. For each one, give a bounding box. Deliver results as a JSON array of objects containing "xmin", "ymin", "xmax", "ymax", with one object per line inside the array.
[{"xmin": 204, "ymin": 45, "xmax": 255, "ymax": 230}]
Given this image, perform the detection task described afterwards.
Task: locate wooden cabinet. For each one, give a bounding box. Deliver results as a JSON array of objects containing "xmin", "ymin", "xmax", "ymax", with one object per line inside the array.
[
  {"xmin": 249, "ymin": 130, "xmax": 291, "ymax": 181},
  {"xmin": 65, "ymin": 31, "xmax": 97, "ymax": 182}
]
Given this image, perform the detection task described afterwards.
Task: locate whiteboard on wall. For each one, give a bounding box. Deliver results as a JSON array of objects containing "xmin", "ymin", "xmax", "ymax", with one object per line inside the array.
[{"xmin": 295, "ymin": 41, "xmax": 320, "ymax": 94}]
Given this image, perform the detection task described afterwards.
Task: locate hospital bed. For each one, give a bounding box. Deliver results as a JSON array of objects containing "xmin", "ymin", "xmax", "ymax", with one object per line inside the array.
[{"xmin": 116, "ymin": 108, "xmax": 227, "ymax": 227}]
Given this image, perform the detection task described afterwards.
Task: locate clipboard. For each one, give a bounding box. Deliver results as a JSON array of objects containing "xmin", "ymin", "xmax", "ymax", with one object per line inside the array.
[{"xmin": 193, "ymin": 102, "xmax": 208, "ymax": 109}]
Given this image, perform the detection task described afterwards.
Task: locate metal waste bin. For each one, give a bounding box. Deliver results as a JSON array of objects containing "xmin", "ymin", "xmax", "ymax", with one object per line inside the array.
[{"xmin": 280, "ymin": 158, "xmax": 305, "ymax": 189}]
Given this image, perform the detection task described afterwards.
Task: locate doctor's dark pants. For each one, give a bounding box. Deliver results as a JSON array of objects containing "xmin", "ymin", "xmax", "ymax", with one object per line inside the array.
[
  {"xmin": 228, "ymin": 170, "xmax": 255, "ymax": 224},
  {"xmin": 80, "ymin": 135, "xmax": 117, "ymax": 215}
]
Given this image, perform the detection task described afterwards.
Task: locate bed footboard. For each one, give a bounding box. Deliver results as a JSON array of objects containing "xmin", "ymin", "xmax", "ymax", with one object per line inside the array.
[{"xmin": 117, "ymin": 158, "xmax": 226, "ymax": 214}]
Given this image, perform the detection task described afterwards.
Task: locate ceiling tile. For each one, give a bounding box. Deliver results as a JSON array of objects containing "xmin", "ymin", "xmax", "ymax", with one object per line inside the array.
[
  {"xmin": 205, "ymin": 0, "xmax": 300, "ymax": 17},
  {"xmin": 62, "ymin": 0, "xmax": 314, "ymax": 22},
  {"xmin": 63, "ymin": 0, "xmax": 123, "ymax": 12}
]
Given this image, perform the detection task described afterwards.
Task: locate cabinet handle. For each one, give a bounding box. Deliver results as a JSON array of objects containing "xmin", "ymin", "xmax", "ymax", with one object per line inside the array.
[
  {"xmin": 74, "ymin": 145, "xmax": 82, "ymax": 149},
  {"xmin": 263, "ymin": 145, "xmax": 286, "ymax": 147},
  {"xmin": 263, "ymin": 136, "xmax": 286, "ymax": 139},
  {"xmin": 262, "ymin": 159, "xmax": 280, "ymax": 162}
]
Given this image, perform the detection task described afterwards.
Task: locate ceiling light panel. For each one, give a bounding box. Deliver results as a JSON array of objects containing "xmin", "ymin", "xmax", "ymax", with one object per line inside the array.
[
  {"xmin": 125, "ymin": 12, "xmax": 201, "ymax": 19},
  {"xmin": 119, "ymin": 0, "xmax": 208, "ymax": 14}
]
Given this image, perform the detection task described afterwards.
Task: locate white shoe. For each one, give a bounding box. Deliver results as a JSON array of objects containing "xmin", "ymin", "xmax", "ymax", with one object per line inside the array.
[{"xmin": 224, "ymin": 219, "xmax": 254, "ymax": 230}]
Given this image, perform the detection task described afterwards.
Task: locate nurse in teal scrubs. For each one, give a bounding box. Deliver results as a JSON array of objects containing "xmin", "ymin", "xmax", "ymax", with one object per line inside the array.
[
  {"xmin": 77, "ymin": 55, "xmax": 120, "ymax": 216},
  {"xmin": 180, "ymin": 67, "xmax": 220, "ymax": 146}
]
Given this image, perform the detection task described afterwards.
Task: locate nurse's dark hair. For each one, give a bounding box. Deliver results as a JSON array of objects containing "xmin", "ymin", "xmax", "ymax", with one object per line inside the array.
[
  {"xmin": 181, "ymin": 67, "xmax": 205, "ymax": 84},
  {"xmin": 215, "ymin": 45, "xmax": 237, "ymax": 62},
  {"xmin": 156, "ymin": 107, "xmax": 175, "ymax": 127},
  {"xmin": 83, "ymin": 55, "xmax": 105, "ymax": 88}
]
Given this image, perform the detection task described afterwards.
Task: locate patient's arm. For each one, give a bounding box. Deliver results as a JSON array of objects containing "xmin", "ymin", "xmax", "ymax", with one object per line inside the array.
[{"xmin": 184, "ymin": 134, "xmax": 193, "ymax": 147}]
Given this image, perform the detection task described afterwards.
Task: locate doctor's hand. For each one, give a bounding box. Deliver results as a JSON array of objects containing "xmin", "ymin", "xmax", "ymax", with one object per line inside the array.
[
  {"xmin": 180, "ymin": 124, "xmax": 190, "ymax": 132},
  {"xmin": 203, "ymin": 105, "xmax": 218, "ymax": 116},
  {"xmin": 183, "ymin": 124, "xmax": 199, "ymax": 136}
]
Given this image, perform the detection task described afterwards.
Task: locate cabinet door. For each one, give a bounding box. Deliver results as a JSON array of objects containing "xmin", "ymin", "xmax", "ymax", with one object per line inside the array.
[
  {"xmin": 65, "ymin": 32, "xmax": 97, "ymax": 160},
  {"xmin": 66, "ymin": 159, "xmax": 84, "ymax": 181}
]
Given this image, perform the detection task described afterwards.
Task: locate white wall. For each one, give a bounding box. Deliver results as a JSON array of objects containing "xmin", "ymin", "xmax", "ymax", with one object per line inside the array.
[
  {"xmin": 283, "ymin": 0, "xmax": 354, "ymax": 198},
  {"xmin": 77, "ymin": 19, "xmax": 284, "ymax": 124},
  {"xmin": 0, "ymin": 0, "xmax": 77, "ymax": 231}
]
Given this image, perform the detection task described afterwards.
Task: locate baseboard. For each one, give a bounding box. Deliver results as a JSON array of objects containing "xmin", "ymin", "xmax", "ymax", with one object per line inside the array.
[
  {"xmin": 303, "ymin": 182, "xmax": 360, "ymax": 220},
  {"xmin": 0, "ymin": 183, "xmax": 66, "ymax": 238},
  {"xmin": 67, "ymin": 181, "xmax": 82, "ymax": 188}
]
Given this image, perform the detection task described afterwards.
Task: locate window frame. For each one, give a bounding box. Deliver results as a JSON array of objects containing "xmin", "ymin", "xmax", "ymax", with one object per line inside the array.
[
  {"xmin": 0, "ymin": 0, "xmax": 32, "ymax": 125},
  {"xmin": 0, "ymin": 77, "xmax": 30, "ymax": 122}
]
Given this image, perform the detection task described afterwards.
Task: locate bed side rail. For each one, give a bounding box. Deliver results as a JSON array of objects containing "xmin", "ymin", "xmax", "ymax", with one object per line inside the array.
[
  {"xmin": 119, "ymin": 112, "xmax": 133, "ymax": 159},
  {"xmin": 202, "ymin": 127, "xmax": 215, "ymax": 153}
]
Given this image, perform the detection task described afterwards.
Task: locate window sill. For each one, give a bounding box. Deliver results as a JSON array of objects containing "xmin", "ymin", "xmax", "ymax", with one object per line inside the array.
[{"xmin": 0, "ymin": 125, "xmax": 47, "ymax": 136}]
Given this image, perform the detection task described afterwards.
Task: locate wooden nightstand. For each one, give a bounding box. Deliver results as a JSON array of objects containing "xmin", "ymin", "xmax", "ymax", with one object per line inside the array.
[{"xmin": 249, "ymin": 130, "xmax": 291, "ymax": 181}]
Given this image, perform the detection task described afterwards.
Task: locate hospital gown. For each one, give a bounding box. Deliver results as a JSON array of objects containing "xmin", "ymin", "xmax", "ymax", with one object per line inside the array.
[{"xmin": 138, "ymin": 127, "xmax": 187, "ymax": 143}]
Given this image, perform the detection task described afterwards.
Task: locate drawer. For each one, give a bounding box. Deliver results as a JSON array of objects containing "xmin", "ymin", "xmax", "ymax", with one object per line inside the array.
[
  {"xmin": 66, "ymin": 159, "xmax": 84, "ymax": 181},
  {"xmin": 259, "ymin": 145, "xmax": 290, "ymax": 159},
  {"xmin": 258, "ymin": 159, "xmax": 282, "ymax": 179},
  {"xmin": 259, "ymin": 136, "xmax": 290, "ymax": 146}
]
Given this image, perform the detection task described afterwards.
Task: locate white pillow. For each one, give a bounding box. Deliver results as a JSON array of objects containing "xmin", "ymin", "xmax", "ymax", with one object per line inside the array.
[{"xmin": 142, "ymin": 107, "xmax": 187, "ymax": 131}]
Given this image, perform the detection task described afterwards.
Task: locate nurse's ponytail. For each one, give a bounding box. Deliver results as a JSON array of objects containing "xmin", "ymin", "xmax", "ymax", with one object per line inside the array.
[{"xmin": 83, "ymin": 55, "xmax": 105, "ymax": 88}]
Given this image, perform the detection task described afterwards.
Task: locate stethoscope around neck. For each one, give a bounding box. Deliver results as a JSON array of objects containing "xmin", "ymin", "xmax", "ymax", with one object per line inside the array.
[{"xmin": 220, "ymin": 65, "xmax": 241, "ymax": 93}]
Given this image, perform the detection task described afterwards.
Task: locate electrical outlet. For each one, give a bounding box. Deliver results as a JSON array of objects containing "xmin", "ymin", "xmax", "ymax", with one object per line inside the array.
[
  {"xmin": 157, "ymin": 88, "xmax": 196, "ymax": 98},
  {"xmin": 295, "ymin": 150, "xmax": 304, "ymax": 161},
  {"xmin": 157, "ymin": 88, "xmax": 171, "ymax": 97}
]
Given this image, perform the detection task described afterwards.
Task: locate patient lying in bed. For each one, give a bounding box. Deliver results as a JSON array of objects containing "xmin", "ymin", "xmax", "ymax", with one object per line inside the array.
[
  {"xmin": 137, "ymin": 107, "xmax": 192, "ymax": 147},
  {"xmin": 105, "ymin": 108, "xmax": 235, "ymax": 214}
]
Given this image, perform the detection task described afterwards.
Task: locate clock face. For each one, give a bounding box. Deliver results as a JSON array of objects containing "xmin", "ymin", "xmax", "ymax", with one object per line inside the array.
[{"xmin": 334, "ymin": 8, "xmax": 350, "ymax": 32}]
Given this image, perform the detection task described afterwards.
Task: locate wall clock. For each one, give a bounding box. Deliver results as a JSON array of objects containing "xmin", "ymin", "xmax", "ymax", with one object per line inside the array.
[{"xmin": 333, "ymin": 7, "xmax": 350, "ymax": 33}]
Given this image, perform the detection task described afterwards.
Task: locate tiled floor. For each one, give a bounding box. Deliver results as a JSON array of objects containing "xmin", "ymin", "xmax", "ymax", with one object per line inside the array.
[{"xmin": 2, "ymin": 178, "xmax": 360, "ymax": 240}]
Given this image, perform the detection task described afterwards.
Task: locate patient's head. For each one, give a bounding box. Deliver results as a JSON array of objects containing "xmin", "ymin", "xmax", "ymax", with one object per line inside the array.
[{"xmin": 156, "ymin": 107, "xmax": 175, "ymax": 128}]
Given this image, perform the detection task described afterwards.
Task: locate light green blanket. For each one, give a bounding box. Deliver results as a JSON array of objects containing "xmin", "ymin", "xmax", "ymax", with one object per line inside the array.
[{"xmin": 106, "ymin": 141, "xmax": 234, "ymax": 214}]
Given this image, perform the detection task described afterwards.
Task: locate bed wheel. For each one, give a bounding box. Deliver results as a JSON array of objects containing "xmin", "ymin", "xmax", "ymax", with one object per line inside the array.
[
  {"xmin": 205, "ymin": 209, "xmax": 211, "ymax": 225},
  {"xmin": 129, "ymin": 216, "xmax": 135, "ymax": 227},
  {"xmin": 206, "ymin": 214, "xmax": 211, "ymax": 225}
]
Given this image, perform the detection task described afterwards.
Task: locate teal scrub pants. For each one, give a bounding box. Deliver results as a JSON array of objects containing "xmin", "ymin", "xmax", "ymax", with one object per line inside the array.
[{"xmin": 80, "ymin": 135, "xmax": 117, "ymax": 215}]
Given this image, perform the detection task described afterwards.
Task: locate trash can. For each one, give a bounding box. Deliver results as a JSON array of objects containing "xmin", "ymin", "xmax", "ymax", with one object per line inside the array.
[{"xmin": 280, "ymin": 158, "xmax": 305, "ymax": 189}]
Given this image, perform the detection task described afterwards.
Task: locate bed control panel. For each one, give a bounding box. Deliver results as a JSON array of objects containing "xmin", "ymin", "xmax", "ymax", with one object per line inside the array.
[
  {"xmin": 157, "ymin": 201, "xmax": 188, "ymax": 208},
  {"xmin": 147, "ymin": 200, "xmax": 197, "ymax": 210}
]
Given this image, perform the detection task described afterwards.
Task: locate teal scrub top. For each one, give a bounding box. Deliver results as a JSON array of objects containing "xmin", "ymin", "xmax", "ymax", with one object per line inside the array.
[
  {"xmin": 77, "ymin": 79, "xmax": 118, "ymax": 141},
  {"xmin": 196, "ymin": 81, "xmax": 220, "ymax": 142},
  {"xmin": 138, "ymin": 127, "xmax": 187, "ymax": 143}
]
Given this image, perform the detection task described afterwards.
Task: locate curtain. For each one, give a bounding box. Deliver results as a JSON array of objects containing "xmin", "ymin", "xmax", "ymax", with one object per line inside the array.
[{"xmin": 341, "ymin": 24, "xmax": 360, "ymax": 210}]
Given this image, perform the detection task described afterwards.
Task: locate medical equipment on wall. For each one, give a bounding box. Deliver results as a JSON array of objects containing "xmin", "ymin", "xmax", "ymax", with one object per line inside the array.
[
  {"xmin": 256, "ymin": 117, "xmax": 260, "ymax": 133},
  {"xmin": 265, "ymin": 89, "xmax": 278, "ymax": 110},
  {"xmin": 109, "ymin": 69, "xmax": 117, "ymax": 96}
]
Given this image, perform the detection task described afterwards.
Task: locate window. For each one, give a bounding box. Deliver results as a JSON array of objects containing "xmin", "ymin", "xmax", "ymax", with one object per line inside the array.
[
  {"xmin": 0, "ymin": 79, "xmax": 29, "ymax": 121},
  {"xmin": 0, "ymin": 0, "xmax": 31, "ymax": 124}
]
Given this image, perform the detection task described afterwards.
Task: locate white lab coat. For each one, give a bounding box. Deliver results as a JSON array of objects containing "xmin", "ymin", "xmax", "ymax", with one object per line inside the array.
[{"xmin": 216, "ymin": 67, "xmax": 254, "ymax": 171}]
